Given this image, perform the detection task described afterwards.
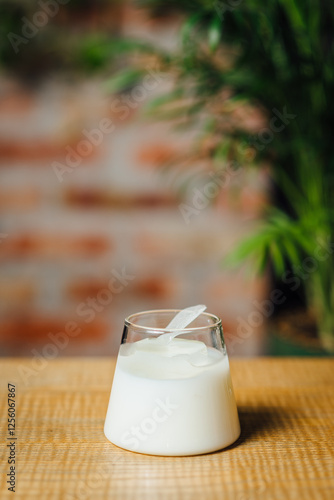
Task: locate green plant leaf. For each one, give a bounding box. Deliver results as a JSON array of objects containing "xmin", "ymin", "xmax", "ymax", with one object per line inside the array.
[
  {"xmin": 208, "ymin": 16, "xmax": 221, "ymax": 52},
  {"xmin": 270, "ymin": 240, "xmax": 286, "ymax": 276},
  {"xmin": 104, "ymin": 68, "xmax": 145, "ymax": 93},
  {"xmin": 181, "ymin": 13, "xmax": 203, "ymax": 46}
]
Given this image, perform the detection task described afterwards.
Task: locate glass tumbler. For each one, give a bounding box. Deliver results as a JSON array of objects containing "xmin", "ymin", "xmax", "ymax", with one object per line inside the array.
[{"xmin": 104, "ymin": 309, "xmax": 240, "ymax": 456}]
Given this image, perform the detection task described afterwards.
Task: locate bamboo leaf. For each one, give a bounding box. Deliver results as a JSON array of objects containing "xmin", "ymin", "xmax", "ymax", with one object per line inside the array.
[
  {"xmin": 208, "ymin": 16, "xmax": 221, "ymax": 52},
  {"xmin": 104, "ymin": 68, "xmax": 145, "ymax": 93},
  {"xmin": 270, "ymin": 240, "xmax": 286, "ymax": 276},
  {"xmin": 181, "ymin": 13, "xmax": 203, "ymax": 46}
]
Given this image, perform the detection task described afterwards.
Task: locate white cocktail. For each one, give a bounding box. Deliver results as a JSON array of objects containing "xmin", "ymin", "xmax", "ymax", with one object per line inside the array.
[{"xmin": 104, "ymin": 310, "xmax": 240, "ymax": 456}]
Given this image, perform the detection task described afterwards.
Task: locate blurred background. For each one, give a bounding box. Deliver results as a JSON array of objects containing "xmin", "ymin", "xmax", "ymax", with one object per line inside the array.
[{"xmin": 0, "ymin": 0, "xmax": 333, "ymax": 358}]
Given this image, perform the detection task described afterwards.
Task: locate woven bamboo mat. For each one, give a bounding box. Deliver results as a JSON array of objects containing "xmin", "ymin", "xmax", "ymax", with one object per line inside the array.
[{"xmin": 0, "ymin": 357, "xmax": 333, "ymax": 499}]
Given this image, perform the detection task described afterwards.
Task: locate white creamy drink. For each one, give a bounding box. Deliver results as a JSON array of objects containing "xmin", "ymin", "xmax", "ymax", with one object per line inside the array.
[{"xmin": 104, "ymin": 337, "xmax": 240, "ymax": 456}]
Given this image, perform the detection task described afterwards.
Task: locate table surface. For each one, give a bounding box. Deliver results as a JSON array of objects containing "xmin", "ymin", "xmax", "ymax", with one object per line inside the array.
[{"xmin": 0, "ymin": 357, "xmax": 333, "ymax": 499}]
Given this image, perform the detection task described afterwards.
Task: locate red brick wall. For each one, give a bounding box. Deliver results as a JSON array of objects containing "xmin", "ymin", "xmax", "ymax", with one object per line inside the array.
[{"xmin": 0, "ymin": 3, "xmax": 269, "ymax": 358}]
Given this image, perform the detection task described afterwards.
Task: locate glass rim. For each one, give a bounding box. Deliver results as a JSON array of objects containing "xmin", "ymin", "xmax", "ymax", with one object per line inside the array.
[{"xmin": 124, "ymin": 309, "xmax": 222, "ymax": 333}]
